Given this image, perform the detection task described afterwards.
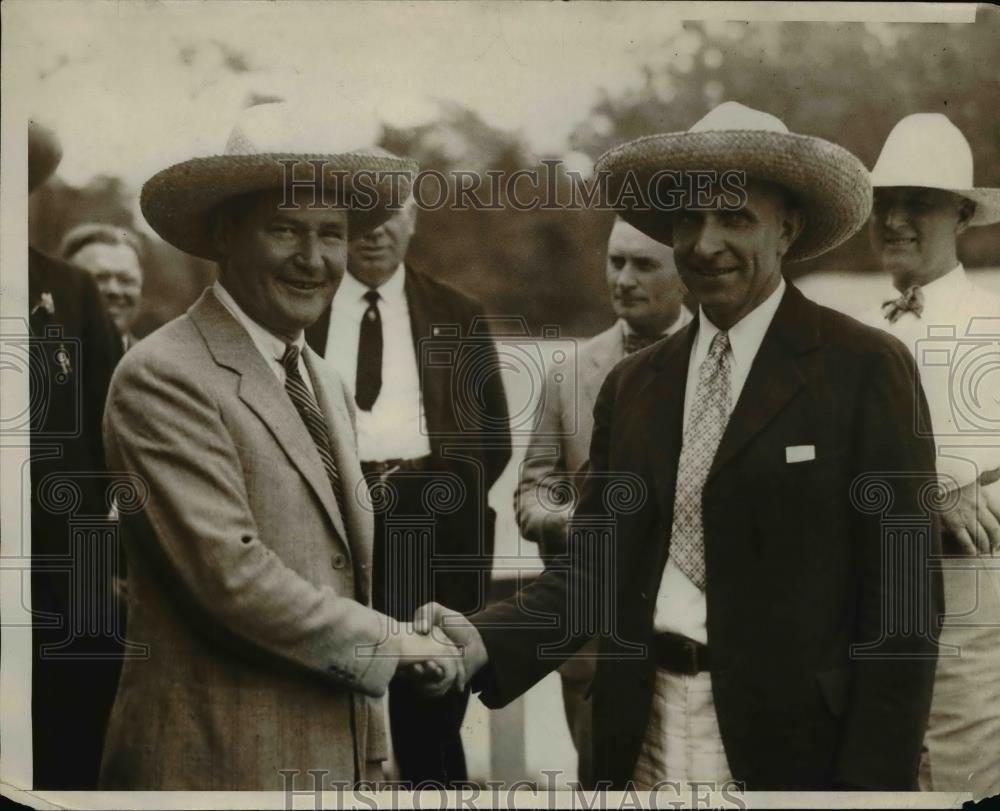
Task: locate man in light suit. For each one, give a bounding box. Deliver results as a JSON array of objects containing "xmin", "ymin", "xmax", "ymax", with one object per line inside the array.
[
  {"xmin": 98, "ymin": 103, "xmax": 461, "ymax": 790},
  {"xmin": 515, "ymin": 216, "xmax": 690, "ymax": 782},
  {"xmin": 418, "ymin": 102, "xmax": 943, "ymax": 791},
  {"xmin": 860, "ymin": 113, "xmax": 1000, "ymax": 798}
]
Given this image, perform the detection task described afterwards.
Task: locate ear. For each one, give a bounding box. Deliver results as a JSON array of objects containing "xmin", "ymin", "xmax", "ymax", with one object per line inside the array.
[
  {"xmin": 777, "ymin": 205, "xmax": 805, "ymax": 257},
  {"xmin": 956, "ymin": 197, "xmax": 975, "ymax": 236}
]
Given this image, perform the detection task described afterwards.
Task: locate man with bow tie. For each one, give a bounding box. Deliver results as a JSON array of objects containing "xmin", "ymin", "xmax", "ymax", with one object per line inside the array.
[
  {"xmin": 515, "ymin": 216, "xmax": 690, "ymax": 783},
  {"xmin": 861, "ymin": 113, "xmax": 1000, "ymax": 798}
]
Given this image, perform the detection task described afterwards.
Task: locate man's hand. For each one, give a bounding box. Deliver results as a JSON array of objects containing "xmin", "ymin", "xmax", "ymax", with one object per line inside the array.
[
  {"xmin": 392, "ymin": 621, "xmax": 466, "ymax": 699},
  {"xmin": 412, "ymin": 602, "xmax": 489, "ymax": 691},
  {"xmin": 940, "ymin": 472, "xmax": 1000, "ymax": 556}
]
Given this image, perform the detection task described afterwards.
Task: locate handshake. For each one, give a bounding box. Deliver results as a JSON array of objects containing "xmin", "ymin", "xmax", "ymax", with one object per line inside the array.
[{"xmin": 392, "ymin": 602, "xmax": 488, "ymax": 698}]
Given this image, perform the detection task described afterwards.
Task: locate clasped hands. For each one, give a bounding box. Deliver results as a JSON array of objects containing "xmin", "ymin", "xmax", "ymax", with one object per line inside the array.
[{"xmin": 393, "ymin": 602, "xmax": 484, "ymax": 698}]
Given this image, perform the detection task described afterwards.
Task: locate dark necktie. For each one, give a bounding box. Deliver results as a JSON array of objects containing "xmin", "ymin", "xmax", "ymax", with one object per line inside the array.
[
  {"xmin": 882, "ymin": 285, "xmax": 924, "ymax": 324},
  {"xmin": 624, "ymin": 331, "xmax": 658, "ymax": 355},
  {"xmin": 355, "ymin": 289, "xmax": 383, "ymax": 411},
  {"xmin": 281, "ymin": 344, "xmax": 347, "ymax": 518}
]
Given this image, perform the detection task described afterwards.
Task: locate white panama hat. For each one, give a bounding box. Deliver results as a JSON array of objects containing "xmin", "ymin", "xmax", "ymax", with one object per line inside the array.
[
  {"xmin": 870, "ymin": 113, "xmax": 1000, "ymax": 226},
  {"xmin": 140, "ymin": 102, "xmax": 419, "ymax": 261},
  {"xmin": 594, "ymin": 102, "xmax": 873, "ymax": 262}
]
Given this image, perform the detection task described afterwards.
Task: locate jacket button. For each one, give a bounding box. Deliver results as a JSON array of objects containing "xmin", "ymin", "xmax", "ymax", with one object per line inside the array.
[{"xmin": 331, "ymin": 553, "xmax": 347, "ymax": 569}]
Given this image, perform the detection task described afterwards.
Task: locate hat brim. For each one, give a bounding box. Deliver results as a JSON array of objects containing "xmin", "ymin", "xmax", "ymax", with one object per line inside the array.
[
  {"xmin": 594, "ymin": 130, "xmax": 873, "ymax": 262},
  {"xmin": 141, "ymin": 152, "xmax": 418, "ymax": 260},
  {"xmin": 871, "ymin": 183, "xmax": 1000, "ymax": 227}
]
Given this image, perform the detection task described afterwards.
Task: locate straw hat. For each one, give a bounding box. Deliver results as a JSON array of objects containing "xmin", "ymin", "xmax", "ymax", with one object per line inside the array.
[
  {"xmin": 29, "ymin": 119, "xmax": 63, "ymax": 192},
  {"xmin": 594, "ymin": 102, "xmax": 873, "ymax": 262},
  {"xmin": 870, "ymin": 113, "xmax": 1000, "ymax": 226},
  {"xmin": 140, "ymin": 102, "xmax": 419, "ymax": 261}
]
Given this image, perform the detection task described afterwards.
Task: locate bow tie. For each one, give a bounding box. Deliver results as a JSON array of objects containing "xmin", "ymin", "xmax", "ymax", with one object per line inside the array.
[
  {"xmin": 882, "ymin": 285, "xmax": 924, "ymax": 324},
  {"xmin": 624, "ymin": 332, "xmax": 659, "ymax": 355}
]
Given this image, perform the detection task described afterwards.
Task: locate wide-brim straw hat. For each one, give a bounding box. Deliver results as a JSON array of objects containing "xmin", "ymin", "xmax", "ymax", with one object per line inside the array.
[
  {"xmin": 141, "ymin": 102, "xmax": 419, "ymax": 261},
  {"xmin": 29, "ymin": 119, "xmax": 63, "ymax": 192},
  {"xmin": 594, "ymin": 101, "xmax": 872, "ymax": 262},
  {"xmin": 870, "ymin": 113, "xmax": 1000, "ymax": 226}
]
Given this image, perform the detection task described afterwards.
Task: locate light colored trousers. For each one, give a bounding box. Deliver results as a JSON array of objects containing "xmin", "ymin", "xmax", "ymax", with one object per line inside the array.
[
  {"xmin": 632, "ymin": 669, "xmax": 733, "ymax": 789},
  {"xmin": 919, "ymin": 561, "xmax": 1000, "ymax": 799}
]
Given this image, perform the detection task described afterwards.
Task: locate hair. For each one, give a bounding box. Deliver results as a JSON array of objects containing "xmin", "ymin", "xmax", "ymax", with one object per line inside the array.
[{"xmin": 60, "ymin": 222, "xmax": 144, "ymax": 264}]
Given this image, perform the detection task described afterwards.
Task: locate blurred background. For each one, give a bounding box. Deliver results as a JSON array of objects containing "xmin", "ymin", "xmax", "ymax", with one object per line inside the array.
[{"xmin": 17, "ymin": 0, "xmax": 1000, "ymax": 788}]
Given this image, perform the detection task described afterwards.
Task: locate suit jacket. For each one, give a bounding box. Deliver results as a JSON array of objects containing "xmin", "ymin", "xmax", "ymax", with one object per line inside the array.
[
  {"xmin": 516, "ymin": 323, "xmax": 625, "ymax": 561},
  {"xmin": 99, "ymin": 289, "xmax": 398, "ymax": 790},
  {"xmin": 472, "ymin": 283, "xmax": 943, "ymax": 790},
  {"xmin": 306, "ymin": 265, "xmax": 512, "ymax": 614}
]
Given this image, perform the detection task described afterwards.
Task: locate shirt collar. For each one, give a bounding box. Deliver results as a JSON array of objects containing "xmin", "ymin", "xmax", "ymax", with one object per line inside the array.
[
  {"xmin": 618, "ymin": 306, "xmax": 694, "ymax": 340},
  {"xmin": 915, "ymin": 262, "xmax": 968, "ymax": 310},
  {"xmin": 695, "ymin": 276, "xmax": 786, "ymax": 373},
  {"xmin": 339, "ymin": 262, "xmax": 406, "ymax": 306},
  {"xmin": 213, "ymin": 281, "xmax": 304, "ymax": 365}
]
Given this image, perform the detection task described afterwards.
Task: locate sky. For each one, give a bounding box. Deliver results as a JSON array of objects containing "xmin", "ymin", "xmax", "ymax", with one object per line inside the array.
[{"xmin": 6, "ymin": 1, "xmax": 974, "ymax": 191}]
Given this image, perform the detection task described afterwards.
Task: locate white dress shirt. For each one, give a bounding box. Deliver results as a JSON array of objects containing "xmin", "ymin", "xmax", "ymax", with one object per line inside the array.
[
  {"xmin": 326, "ymin": 264, "xmax": 431, "ymax": 462},
  {"xmin": 619, "ymin": 307, "xmax": 694, "ymax": 344},
  {"xmin": 213, "ymin": 281, "xmax": 314, "ymax": 396},
  {"xmin": 859, "ymin": 264, "xmax": 1000, "ymax": 491},
  {"xmin": 653, "ymin": 277, "xmax": 787, "ymax": 643}
]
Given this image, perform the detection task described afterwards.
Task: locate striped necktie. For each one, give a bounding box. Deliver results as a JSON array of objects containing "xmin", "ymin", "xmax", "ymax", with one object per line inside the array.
[{"xmin": 281, "ymin": 344, "xmax": 347, "ymax": 519}]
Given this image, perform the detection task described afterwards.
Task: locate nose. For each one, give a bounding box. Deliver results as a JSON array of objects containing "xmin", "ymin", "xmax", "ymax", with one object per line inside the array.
[
  {"xmin": 883, "ymin": 203, "xmax": 909, "ymax": 231},
  {"xmin": 691, "ymin": 217, "xmax": 725, "ymax": 261},
  {"xmin": 104, "ymin": 276, "xmax": 124, "ymax": 297},
  {"xmin": 295, "ymin": 234, "xmax": 324, "ymax": 272},
  {"xmin": 616, "ymin": 261, "xmax": 638, "ymax": 290}
]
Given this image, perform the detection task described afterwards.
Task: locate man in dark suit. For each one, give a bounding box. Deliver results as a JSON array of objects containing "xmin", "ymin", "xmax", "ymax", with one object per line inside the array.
[
  {"xmin": 415, "ymin": 102, "xmax": 943, "ymax": 791},
  {"xmin": 305, "ymin": 191, "xmax": 512, "ymax": 786},
  {"xmin": 28, "ymin": 120, "xmax": 124, "ymax": 788}
]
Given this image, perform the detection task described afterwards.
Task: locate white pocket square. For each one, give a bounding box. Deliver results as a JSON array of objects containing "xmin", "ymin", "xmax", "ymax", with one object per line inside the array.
[{"xmin": 785, "ymin": 445, "xmax": 816, "ymax": 464}]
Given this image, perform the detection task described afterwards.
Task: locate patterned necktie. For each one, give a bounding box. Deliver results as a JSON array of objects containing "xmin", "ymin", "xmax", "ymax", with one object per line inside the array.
[
  {"xmin": 669, "ymin": 330, "xmax": 732, "ymax": 591},
  {"xmin": 882, "ymin": 285, "xmax": 924, "ymax": 324},
  {"xmin": 624, "ymin": 332, "xmax": 658, "ymax": 355},
  {"xmin": 281, "ymin": 344, "xmax": 347, "ymax": 519},
  {"xmin": 355, "ymin": 289, "xmax": 383, "ymax": 411}
]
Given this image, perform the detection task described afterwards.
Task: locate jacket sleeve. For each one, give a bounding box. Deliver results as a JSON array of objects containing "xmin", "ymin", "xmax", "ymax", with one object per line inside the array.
[
  {"xmin": 836, "ymin": 340, "xmax": 943, "ymax": 789},
  {"xmin": 470, "ymin": 361, "xmax": 618, "ymax": 707},
  {"xmin": 514, "ymin": 358, "xmax": 574, "ymax": 562},
  {"xmin": 104, "ymin": 352, "xmax": 401, "ymax": 697}
]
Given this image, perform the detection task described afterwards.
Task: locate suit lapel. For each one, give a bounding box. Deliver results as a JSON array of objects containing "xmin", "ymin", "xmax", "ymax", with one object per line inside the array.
[
  {"xmin": 708, "ymin": 283, "xmax": 818, "ymax": 481},
  {"xmin": 189, "ymin": 289, "xmax": 349, "ymax": 545},
  {"xmin": 404, "ymin": 267, "xmax": 443, "ymax": 446},
  {"xmin": 305, "ymin": 349, "xmax": 371, "ymax": 584},
  {"xmin": 644, "ymin": 322, "xmax": 697, "ymax": 525},
  {"xmin": 583, "ymin": 324, "xmax": 625, "ymax": 407}
]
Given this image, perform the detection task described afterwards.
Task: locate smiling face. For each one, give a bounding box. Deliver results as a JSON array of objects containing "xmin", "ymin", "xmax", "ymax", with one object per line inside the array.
[
  {"xmin": 213, "ymin": 189, "xmax": 348, "ymax": 342},
  {"xmin": 671, "ymin": 179, "xmax": 802, "ymax": 330},
  {"xmin": 605, "ymin": 218, "xmax": 686, "ymax": 337},
  {"xmin": 347, "ymin": 200, "xmax": 417, "ymax": 288},
  {"xmin": 71, "ymin": 241, "xmax": 144, "ymax": 335},
  {"xmin": 870, "ymin": 187, "xmax": 972, "ymax": 290}
]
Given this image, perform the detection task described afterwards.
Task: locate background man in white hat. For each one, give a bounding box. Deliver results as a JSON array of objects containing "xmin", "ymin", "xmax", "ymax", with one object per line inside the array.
[
  {"xmin": 861, "ymin": 112, "xmax": 1000, "ymax": 798},
  {"xmin": 98, "ymin": 102, "xmax": 464, "ymax": 790},
  {"xmin": 515, "ymin": 215, "xmax": 690, "ymax": 784},
  {"xmin": 416, "ymin": 102, "xmax": 942, "ymax": 791}
]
